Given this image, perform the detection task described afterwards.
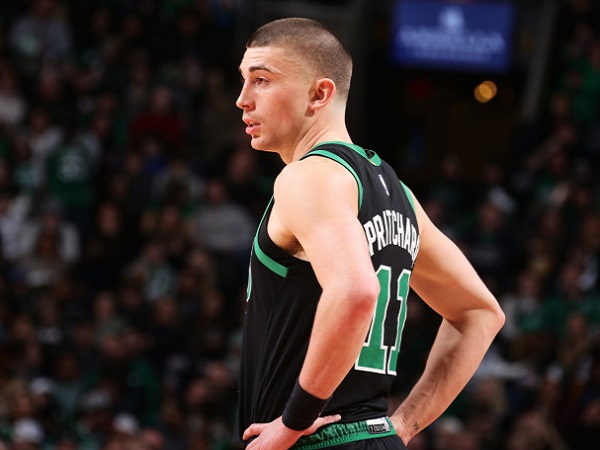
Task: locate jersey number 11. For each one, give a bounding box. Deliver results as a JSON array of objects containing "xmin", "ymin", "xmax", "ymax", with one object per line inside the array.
[{"xmin": 355, "ymin": 266, "xmax": 411, "ymax": 375}]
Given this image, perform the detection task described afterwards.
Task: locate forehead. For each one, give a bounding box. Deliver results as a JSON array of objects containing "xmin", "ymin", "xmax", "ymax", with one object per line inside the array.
[{"xmin": 239, "ymin": 46, "xmax": 308, "ymax": 77}]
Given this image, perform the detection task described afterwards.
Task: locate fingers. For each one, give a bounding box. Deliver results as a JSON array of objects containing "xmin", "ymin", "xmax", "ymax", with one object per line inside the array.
[
  {"xmin": 303, "ymin": 414, "xmax": 342, "ymax": 435},
  {"xmin": 243, "ymin": 422, "xmax": 266, "ymax": 440},
  {"xmin": 243, "ymin": 414, "xmax": 342, "ymax": 442},
  {"xmin": 318, "ymin": 414, "xmax": 342, "ymax": 426}
]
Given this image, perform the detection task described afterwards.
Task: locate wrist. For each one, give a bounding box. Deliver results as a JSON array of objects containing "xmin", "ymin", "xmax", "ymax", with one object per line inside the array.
[
  {"xmin": 390, "ymin": 412, "xmax": 413, "ymax": 445},
  {"xmin": 282, "ymin": 379, "xmax": 330, "ymax": 431}
]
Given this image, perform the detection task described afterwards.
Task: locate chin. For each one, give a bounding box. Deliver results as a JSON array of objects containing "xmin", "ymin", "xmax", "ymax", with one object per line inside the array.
[
  {"xmin": 252, "ymin": 146, "xmax": 278, "ymax": 154},
  {"xmin": 250, "ymin": 138, "xmax": 274, "ymax": 152},
  {"xmin": 249, "ymin": 141, "xmax": 264, "ymax": 151}
]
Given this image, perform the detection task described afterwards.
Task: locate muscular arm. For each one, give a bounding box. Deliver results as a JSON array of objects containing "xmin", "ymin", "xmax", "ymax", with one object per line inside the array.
[
  {"xmin": 273, "ymin": 157, "xmax": 380, "ymax": 398},
  {"xmin": 389, "ymin": 194, "xmax": 505, "ymax": 443}
]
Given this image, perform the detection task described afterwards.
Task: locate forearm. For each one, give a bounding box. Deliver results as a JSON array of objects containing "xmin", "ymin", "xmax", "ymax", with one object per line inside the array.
[
  {"xmin": 298, "ymin": 289, "xmax": 376, "ymax": 400},
  {"xmin": 390, "ymin": 312, "xmax": 499, "ymax": 442}
]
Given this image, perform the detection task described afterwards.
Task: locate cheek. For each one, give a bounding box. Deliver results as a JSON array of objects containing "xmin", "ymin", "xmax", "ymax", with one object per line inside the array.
[{"xmin": 274, "ymin": 95, "xmax": 306, "ymax": 125}]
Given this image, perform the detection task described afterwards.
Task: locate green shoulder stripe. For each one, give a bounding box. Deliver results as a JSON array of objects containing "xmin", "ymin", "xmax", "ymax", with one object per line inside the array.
[
  {"xmin": 253, "ymin": 197, "xmax": 289, "ymax": 278},
  {"xmin": 400, "ymin": 180, "xmax": 415, "ymax": 213},
  {"xmin": 313, "ymin": 141, "xmax": 382, "ymax": 167},
  {"xmin": 253, "ymin": 237, "xmax": 289, "ymax": 277}
]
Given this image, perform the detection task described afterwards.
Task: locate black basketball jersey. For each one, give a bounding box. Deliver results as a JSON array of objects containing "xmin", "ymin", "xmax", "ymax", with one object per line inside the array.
[{"xmin": 235, "ymin": 142, "xmax": 420, "ymax": 446}]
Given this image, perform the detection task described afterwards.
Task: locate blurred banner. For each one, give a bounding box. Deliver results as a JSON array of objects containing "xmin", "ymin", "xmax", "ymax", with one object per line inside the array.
[{"xmin": 390, "ymin": 0, "xmax": 516, "ymax": 74}]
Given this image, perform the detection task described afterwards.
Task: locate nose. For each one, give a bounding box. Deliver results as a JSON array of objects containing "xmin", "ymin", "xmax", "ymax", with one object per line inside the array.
[{"xmin": 236, "ymin": 82, "xmax": 252, "ymax": 110}]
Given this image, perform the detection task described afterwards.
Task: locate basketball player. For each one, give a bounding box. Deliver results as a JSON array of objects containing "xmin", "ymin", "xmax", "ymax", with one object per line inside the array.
[{"xmin": 234, "ymin": 17, "xmax": 504, "ymax": 449}]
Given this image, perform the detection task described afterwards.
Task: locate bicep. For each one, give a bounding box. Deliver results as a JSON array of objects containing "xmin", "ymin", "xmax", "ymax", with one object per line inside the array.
[{"xmin": 274, "ymin": 159, "xmax": 377, "ymax": 294}]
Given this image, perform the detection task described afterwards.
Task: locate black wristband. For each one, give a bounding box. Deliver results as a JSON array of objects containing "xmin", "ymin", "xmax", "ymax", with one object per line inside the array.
[{"xmin": 282, "ymin": 380, "xmax": 330, "ymax": 431}]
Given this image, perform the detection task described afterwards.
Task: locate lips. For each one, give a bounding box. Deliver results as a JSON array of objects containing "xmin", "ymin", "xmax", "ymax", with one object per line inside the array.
[{"xmin": 243, "ymin": 118, "xmax": 259, "ymax": 135}]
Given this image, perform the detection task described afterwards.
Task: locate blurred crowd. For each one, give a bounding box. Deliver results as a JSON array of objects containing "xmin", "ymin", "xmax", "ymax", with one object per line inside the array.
[
  {"xmin": 0, "ymin": 1, "xmax": 280, "ymax": 449},
  {"xmin": 395, "ymin": 1, "xmax": 600, "ymax": 449},
  {"xmin": 0, "ymin": 0, "xmax": 598, "ymax": 449}
]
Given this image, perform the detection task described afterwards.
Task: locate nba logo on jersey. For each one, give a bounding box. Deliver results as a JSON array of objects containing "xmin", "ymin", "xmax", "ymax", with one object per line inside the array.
[{"xmin": 378, "ymin": 174, "xmax": 390, "ymax": 196}]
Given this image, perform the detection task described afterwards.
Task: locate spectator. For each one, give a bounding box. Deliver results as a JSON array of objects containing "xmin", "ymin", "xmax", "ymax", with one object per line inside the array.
[
  {"xmin": 0, "ymin": 63, "xmax": 27, "ymax": 128},
  {"xmin": 152, "ymin": 154, "xmax": 203, "ymax": 218},
  {"xmin": 10, "ymin": 227, "xmax": 68, "ymax": 290},
  {"xmin": 16, "ymin": 198, "xmax": 79, "ymax": 264},
  {"xmin": 190, "ymin": 288, "xmax": 230, "ymax": 360},
  {"xmin": 10, "ymin": 137, "xmax": 38, "ymax": 197},
  {"xmin": 33, "ymin": 69, "xmax": 73, "ymax": 126},
  {"xmin": 428, "ymin": 154, "xmax": 470, "ymax": 228},
  {"xmin": 146, "ymin": 295, "xmax": 189, "ymax": 376},
  {"xmin": 223, "ymin": 143, "xmax": 277, "ymax": 218},
  {"xmin": 73, "ymin": 388, "xmax": 113, "ymax": 450},
  {"xmin": 10, "ymin": 417, "xmax": 44, "ymax": 450},
  {"xmin": 129, "ymin": 84, "xmax": 184, "ymax": 153},
  {"xmin": 505, "ymin": 410, "xmax": 569, "ymax": 450},
  {"xmin": 540, "ymin": 259, "xmax": 600, "ymax": 336},
  {"xmin": 44, "ymin": 115, "xmax": 98, "ymax": 233},
  {"xmin": 141, "ymin": 204, "xmax": 192, "ymax": 270},
  {"xmin": 7, "ymin": 0, "xmax": 72, "ymax": 73},
  {"xmin": 22, "ymin": 105, "xmax": 62, "ymax": 190},
  {"xmin": 33, "ymin": 295, "xmax": 64, "ymax": 351},
  {"xmin": 77, "ymin": 199, "xmax": 140, "ymax": 291},
  {"xmin": 91, "ymin": 290, "xmax": 127, "ymax": 344},
  {"xmin": 51, "ymin": 349, "xmax": 87, "ymax": 429},
  {"xmin": 191, "ymin": 177, "xmax": 255, "ymax": 300},
  {"xmin": 115, "ymin": 277, "xmax": 150, "ymax": 333},
  {"xmin": 499, "ymin": 269, "xmax": 545, "ymax": 346},
  {"xmin": 88, "ymin": 326, "xmax": 160, "ymax": 427},
  {"xmin": 121, "ymin": 51, "xmax": 154, "ymax": 122},
  {"xmin": 105, "ymin": 153, "xmax": 154, "ymax": 218},
  {"xmin": 0, "ymin": 189, "xmax": 29, "ymax": 261},
  {"xmin": 462, "ymin": 199, "xmax": 513, "ymax": 292},
  {"xmin": 123, "ymin": 239, "xmax": 177, "ymax": 303}
]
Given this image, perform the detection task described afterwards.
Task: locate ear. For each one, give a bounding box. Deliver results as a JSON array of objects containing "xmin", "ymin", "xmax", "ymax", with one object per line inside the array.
[{"xmin": 308, "ymin": 78, "xmax": 337, "ymax": 111}]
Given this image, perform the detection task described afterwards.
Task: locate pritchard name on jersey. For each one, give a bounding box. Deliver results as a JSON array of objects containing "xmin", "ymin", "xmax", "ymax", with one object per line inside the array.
[{"xmin": 363, "ymin": 209, "xmax": 420, "ymax": 263}]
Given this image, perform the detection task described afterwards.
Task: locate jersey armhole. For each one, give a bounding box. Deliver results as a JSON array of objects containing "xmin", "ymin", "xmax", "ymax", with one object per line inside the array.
[
  {"xmin": 252, "ymin": 197, "xmax": 289, "ymax": 278},
  {"xmin": 400, "ymin": 180, "xmax": 416, "ymax": 213}
]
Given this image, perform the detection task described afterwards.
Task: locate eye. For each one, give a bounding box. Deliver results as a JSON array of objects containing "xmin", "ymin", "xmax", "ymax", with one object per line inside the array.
[{"xmin": 254, "ymin": 76, "xmax": 268, "ymax": 86}]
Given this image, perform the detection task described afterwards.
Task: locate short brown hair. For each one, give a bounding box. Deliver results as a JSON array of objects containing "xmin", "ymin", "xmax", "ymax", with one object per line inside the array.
[{"xmin": 247, "ymin": 17, "xmax": 353, "ymax": 100}]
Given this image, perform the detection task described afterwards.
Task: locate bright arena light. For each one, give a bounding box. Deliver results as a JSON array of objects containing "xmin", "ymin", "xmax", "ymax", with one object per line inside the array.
[{"xmin": 474, "ymin": 80, "xmax": 498, "ymax": 103}]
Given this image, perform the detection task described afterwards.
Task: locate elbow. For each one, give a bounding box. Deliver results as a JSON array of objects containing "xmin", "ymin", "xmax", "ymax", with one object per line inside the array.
[
  {"xmin": 458, "ymin": 301, "xmax": 505, "ymax": 340},
  {"xmin": 326, "ymin": 274, "xmax": 379, "ymax": 318},
  {"xmin": 480, "ymin": 301, "xmax": 505, "ymax": 339},
  {"xmin": 492, "ymin": 304, "xmax": 506, "ymax": 336},
  {"xmin": 349, "ymin": 275, "xmax": 380, "ymax": 317}
]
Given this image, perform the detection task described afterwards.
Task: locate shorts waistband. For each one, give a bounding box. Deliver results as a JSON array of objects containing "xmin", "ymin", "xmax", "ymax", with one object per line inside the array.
[{"xmin": 293, "ymin": 417, "xmax": 396, "ymax": 450}]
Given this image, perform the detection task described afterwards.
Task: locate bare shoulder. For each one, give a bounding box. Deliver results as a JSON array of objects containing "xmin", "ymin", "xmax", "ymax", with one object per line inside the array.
[
  {"xmin": 274, "ymin": 156, "xmax": 356, "ymax": 199},
  {"xmin": 269, "ymin": 155, "xmax": 361, "ymax": 258}
]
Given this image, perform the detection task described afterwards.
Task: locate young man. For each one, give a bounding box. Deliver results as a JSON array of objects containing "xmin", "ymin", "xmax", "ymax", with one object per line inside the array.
[{"xmin": 234, "ymin": 17, "xmax": 505, "ymax": 449}]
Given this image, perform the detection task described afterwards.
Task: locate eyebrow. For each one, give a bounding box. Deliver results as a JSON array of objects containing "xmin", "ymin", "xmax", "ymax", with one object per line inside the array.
[
  {"xmin": 239, "ymin": 64, "xmax": 276, "ymax": 76},
  {"xmin": 250, "ymin": 64, "xmax": 274, "ymax": 73}
]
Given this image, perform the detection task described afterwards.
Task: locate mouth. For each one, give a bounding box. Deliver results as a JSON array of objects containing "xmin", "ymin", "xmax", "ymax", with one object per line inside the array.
[{"xmin": 243, "ymin": 118, "xmax": 259, "ymax": 136}]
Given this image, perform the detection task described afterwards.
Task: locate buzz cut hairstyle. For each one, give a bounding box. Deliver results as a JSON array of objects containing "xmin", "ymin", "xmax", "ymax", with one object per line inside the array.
[{"xmin": 246, "ymin": 17, "xmax": 353, "ymax": 100}]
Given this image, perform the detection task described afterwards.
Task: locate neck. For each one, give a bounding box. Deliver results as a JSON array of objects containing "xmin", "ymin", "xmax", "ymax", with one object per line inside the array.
[
  {"xmin": 283, "ymin": 113, "xmax": 352, "ymax": 164},
  {"xmin": 291, "ymin": 132, "xmax": 351, "ymax": 163}
]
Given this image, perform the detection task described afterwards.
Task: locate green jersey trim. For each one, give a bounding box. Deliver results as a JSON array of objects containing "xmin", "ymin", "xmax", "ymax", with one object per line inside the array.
[
  {"xmin": 312, "ymin": 141, "xmax": 382, "ymax": 166},
  {"xmin": 399, "ymin": 180, "xmax": 415, "ymax": 213},
  {"xmin": 253, "ymin": 197, "xmax": 289, "ymax": 278},
  {"xmin": 293, "ymin": 417, "xmax": 397, "ymax": 449},
  {"xmin": 254, "ymin": 238, "xmax": 289, "ymax": 277}
]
